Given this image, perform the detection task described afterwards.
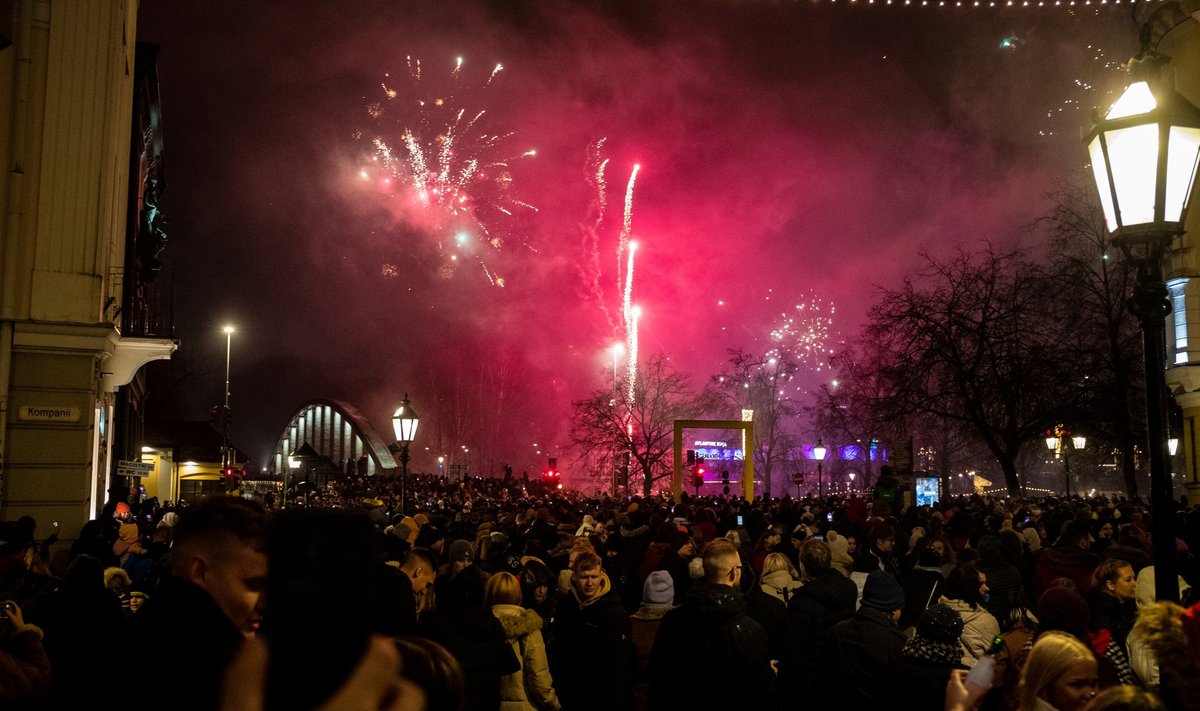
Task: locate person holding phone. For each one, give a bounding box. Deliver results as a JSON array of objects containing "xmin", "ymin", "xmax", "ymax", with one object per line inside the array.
[{"xmin": 0, "ymin": 599, "xmax": 51, "ymax": 701}]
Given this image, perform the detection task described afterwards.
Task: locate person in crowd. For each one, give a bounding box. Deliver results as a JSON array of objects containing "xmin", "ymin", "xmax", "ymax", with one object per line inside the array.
[
  {"xmin": 485, "ymin": 572, "xmax": 560, "ymax": 711},
  {"xmin": 648, "ymin": 539, "xmax": 776, "ymax": 711},
  {"xmin": 419, "ymin": 553, "xmax": 519, "ymax": 711},
  {"xmin": 0, "ymin": 599, "xmax": 51, "ymax": 703},
  {"xmin": 392, "ymin": 635, "xmax": 467, "ymax": 711},
  {"xmin": 104, "ymin": 565, "xmax": 133, "ymax": 616},
  {"xmin": 1085, "ymin": 686, "xmax": 1165, "ymax": 711},
  {"xmin": 744, "ymin": 551, "xmax": 799, "ymax": 676},
  {"xmin": 825, "ymin": 529, "xmax": 854, "ymax": 577},
  {"xmin": 864, "ymin": 524, "xmax": 904, "ymax": 581},
  {"xmin": 656, "ymin": 528, "xmax": 696, "ymax": 604},
  {"xmin": 1032, "ymin": 519, "xmax": 1100, "ymax": 600},
  {"xmin": 891, "ymin": 603, "xmax": 968, "ymax": 709},
  {"xmin": 391, "ymin": 548, "xmax": 438, "ymax": 635},
  {"xmin": 977, "ymin": 533, "xmax": 1025, "ymax": 624},
  {"xmin": 551, "ymin": 551, "xmax": 633, "ymax": 711},
  {"xmin": 752, "ymin": 524, "xmax": 785, "ymax": 572},
  {"xmin": 1017, "ymin": 631, "xmax": 1100, "ymax": 711},
  {"xmin": 784, "ymin": 538, "xmax": 857, "ymax": 709},
  {"xmin": 757, "ymin": 551, "xmax": 804, "ymax": 605},
  {"xmin": 939, "ymin": 561, "xmax": 1001, "ymax": 666},
  {"xmin": 1084, "ymin": 558, "xmax": 1138, "ymax": 686},
  {"xmin": 1124, "ymin": 600, "xmax": 1200, "ymax": 711},
  {"xmin": 826, "ymin": 569, "xmax": 907, "ymax": 711},
  {"xmin": 630, "ymin": 570, "xmax": 675, "ymax": 711},
  {"xmin": 1092, "ymin": 521, "xmax": 1116, "ymax": 556},
  {"xmin": 127, "ymin": 496, "xmax": 270, "ymax": 711},
  {"xmin": 23, "ymin": 554, "xmax": 124, "ymax": 708},
  {"xmin": 1089, "ymin": 560, "xmax": 1137, "ymax": 648},
  {"xmin": 901, "ymin": 545, "xmax": 946, "ymax": 630},
  {"xmin": 519, "ymin": 557, "xmax": 556, "ymax": 621}
]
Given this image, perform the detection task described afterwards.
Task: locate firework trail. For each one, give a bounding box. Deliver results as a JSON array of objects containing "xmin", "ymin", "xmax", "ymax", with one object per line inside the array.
[
  {"xmin": 578, "ymin": 140, "xmax": 615, "ymax": 331},
  {"xmin": 616, "ymin": 164, "xmax": 640, "ymax": 290},
  {"xmin": 360, "ymin": 56, "xmax": 536, "ymax": 286},
  {"xmin": 624, "ymin": 242, "xmax": 639, "ymax": 399},
  {"xmin": 628, "ymin": 305, "xmax": 642, "ymax": 403},
  {"xmin": 619, "ymin": 166, "xmax": 641, "ymax": 402}
]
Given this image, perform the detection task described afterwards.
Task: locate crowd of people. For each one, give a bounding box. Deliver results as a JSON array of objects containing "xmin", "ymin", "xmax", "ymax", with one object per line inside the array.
[{"xmin": 1, "ymin": 470, "xmax": 1199, "ymax": 711}]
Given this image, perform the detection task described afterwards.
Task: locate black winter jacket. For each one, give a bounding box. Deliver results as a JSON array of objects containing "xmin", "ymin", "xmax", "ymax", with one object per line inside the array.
[{"xmin": 649, "ymin": 581, "xmax": 776, "ymax": 711}]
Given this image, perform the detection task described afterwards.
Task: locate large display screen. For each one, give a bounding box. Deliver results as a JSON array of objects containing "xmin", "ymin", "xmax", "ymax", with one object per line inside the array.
[{"xmin": 915, "ymin": 477, "xmax": 940, "ymax": 507}]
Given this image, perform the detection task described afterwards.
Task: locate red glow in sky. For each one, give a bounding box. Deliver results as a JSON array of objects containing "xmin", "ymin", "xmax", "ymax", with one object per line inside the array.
[{"xmin": 137, "ymin": 0, "xmax": 1133, "ymax": 476}]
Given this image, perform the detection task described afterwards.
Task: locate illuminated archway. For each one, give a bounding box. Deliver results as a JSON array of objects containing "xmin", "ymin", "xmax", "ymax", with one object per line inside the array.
[{"xmin": 270, "ymin": 399, "xmax": 397, "ymax": 477}]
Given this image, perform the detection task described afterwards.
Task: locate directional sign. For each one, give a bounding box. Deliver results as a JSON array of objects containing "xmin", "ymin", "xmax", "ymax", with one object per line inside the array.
[{"xmin": 117, "ymin": 460, "xmax": 155, "ymax": 477}]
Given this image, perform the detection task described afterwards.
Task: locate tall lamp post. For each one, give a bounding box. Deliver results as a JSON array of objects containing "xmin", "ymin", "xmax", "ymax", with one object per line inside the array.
[
  {"xmin": 813, "ymin": 438, "xmax": 828, "ymax": 498},
  {"xmin": 221, "ymin": 325, "xmax": 235, "ymax": 472},
  {"xmin": 1085, "ymin": 37, "xmax": 1200, "ymax": 602},
  {"xmin": 392, "ymin": 394, "xmax": 420, "ymax": 514},
  {"xmin": 1045, "ymin": 430, "xmax": 1086, "ymax": 498}
]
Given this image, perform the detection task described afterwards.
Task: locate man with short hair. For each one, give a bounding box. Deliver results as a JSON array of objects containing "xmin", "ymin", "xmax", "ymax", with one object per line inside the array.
[
  {"xmin": 826, "ymin": 569, "xmax": 908, "ymax": 711},
  {"xmin": 648, "ymin": 539, "xmax": 776, "ymax": 711},
  {"xmin": 128, "ymin": 496, "xmax": 270, "ymax": 711},
  {"xmin": 377, "ymin": 547, "xmax": 437, "ymax": 636},
  {"xmin": 783, "ymin": 538, "xmax": 857, "ymax": 710},
  {"xmin": 552, "ymin": 552, "xmax": 633, "ymax": 711}
]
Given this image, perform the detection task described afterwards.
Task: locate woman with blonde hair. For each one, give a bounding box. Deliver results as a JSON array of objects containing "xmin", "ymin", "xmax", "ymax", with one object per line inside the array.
[
  {"xmin": 758, "ymin": 552, "xmax": 803, "ymax": 605},
  {"xmin": 1017, "ymin": 631, "xmax": 1099, "ymax": 711},
  {"xmin": 485, "ymin": 572, "xmax": 561, "ymax": 711}
]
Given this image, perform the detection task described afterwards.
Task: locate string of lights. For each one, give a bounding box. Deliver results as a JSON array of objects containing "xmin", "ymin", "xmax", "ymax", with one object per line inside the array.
[{"xmin": 819, "ymin": 0, "xmax": 1161, "ymax": 7}]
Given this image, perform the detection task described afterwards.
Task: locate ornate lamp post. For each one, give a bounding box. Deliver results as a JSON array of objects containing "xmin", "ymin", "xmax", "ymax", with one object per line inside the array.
[
  {"xmin": 813, "ymin": 438, "xmax": 828, "ymax": 498},
  {"xmin": 1085, "ymin": 37, "xmax": 1200, "ymax": 601},
  {"xmin": 391, "ymin": 394, "xmax": 420, "ymax": 514},
  {"xmin": 1045, "ymin": 430, "xmax": 1086, "ymax": 498}
]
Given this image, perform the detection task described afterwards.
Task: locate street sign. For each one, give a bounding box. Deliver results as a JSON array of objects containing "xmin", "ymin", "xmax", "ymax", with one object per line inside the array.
[{"xmin": 117, "ymin": 460, "xmax": 154, "ymax": 477}]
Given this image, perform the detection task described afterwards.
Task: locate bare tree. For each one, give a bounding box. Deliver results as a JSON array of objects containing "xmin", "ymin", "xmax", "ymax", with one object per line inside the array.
[
  {"xmin": 868, "ymin": 243, "xmax": 1077, "ymax": 496},
  {"xmin": 571, "ymin": 353, "xmax": 717, "ymax": 497},
  {"xmin": 710, "ymin": 349, "xmax": 800, "ymax": 497},
  {"xmin": 1040, "ymin": 183, "xmax": 1145, "ymax": 498}
]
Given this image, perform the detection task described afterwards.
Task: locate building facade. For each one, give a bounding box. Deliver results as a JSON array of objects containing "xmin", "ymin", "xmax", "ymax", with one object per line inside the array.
[
  {"xmin": 1155, "ymin": 1, "xmax": 1200, "ymax": 504},
  {"xmin": 0, "ymin": 1, "xmax": 175, "ymax": 535}
]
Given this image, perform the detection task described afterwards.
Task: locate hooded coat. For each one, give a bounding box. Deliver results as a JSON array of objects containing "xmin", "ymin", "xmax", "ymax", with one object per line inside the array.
[
  {"xmin": 492, "ymin": 604, "xmax": 560, "ymax": 711},
  {"xmin": 938, "ymin": 596, "xmax": 1001, "ymax": 667},
  {"xmin": 550, "ymin": 572, "xmax": 633, "ymax": 711},
  {"xmin": 648, "ymin": 581, "xmax": 776, "ymax": 711},
  {"xmin": 826, "ymin": 605, "xmax": 908, "ymax": 711}
]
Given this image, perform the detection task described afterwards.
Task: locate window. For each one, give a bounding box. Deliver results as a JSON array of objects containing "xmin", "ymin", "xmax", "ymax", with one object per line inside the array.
[{"xmin": 1169, "ymin": 278, "xmax": 1189, "ymax": 365}]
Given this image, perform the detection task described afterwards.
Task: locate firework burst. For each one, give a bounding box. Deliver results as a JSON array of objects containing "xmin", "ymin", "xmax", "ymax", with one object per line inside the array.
[
  {"xmin": 764, "ymin": 294, "xmax": 837, "ymax": 376},
  {"xmin": 359, "ymin": 56, "xmax": 537, "ymax": 286}
]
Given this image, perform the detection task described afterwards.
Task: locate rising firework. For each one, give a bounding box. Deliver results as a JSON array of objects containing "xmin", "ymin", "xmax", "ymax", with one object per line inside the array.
[{"xmin": 358, "ymin": 56, "xmax": 537, "ymax": 286}]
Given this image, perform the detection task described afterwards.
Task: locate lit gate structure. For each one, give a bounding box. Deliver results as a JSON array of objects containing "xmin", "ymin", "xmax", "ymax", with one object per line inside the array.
[
  {"xmin": 270, "ymin": 399, "xmax": 398, "ymax": 478},
  {"xmin": 673, "ymin": 418, "xmax": 755, "ymax": 502}
]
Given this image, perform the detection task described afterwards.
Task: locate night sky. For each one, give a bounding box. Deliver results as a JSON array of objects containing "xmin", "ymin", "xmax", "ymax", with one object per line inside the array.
[{"xmin": 136, "ymin": 0, "xmax": 1136, "ymax": 481}]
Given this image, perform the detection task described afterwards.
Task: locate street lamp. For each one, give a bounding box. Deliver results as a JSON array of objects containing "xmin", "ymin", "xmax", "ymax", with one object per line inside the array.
[
  {"xmin": 391, "ymin": 394, "xmax": 420, "ymax": 514},
  {"xmin": 1085, "ymin": 39, "xmax": 1200, "ymax": 602},
  {"xmin": 848, "ymin": 471, "xmax": 856, "ymax": 492},
  {"xmin": 1045, "ymin": 431, "xmax": 1086, "ymax": 498},
  {"xmin": 221, "ymin": 325, "xmax": 235, "ymax": 472},
  {"xmin": 813, "ymin": 438, "xmax": 828, "ymax": 498}
]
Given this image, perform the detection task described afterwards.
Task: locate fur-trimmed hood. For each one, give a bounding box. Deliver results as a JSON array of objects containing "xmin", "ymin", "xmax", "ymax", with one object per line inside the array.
[{"xmin": 491, "ymin": 603, "xmax": 544, "ymax": 641}]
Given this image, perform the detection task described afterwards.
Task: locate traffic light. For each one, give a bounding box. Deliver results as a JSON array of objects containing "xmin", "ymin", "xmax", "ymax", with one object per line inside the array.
[
  {"xmin": 222, "ymin": 467, "xmax": 236, "ymax": 478},
  {"xmin": 692, "ymin": 465, "xmax": 704, "ymax": 490},
  {"xmin": 686, "ymin": 449, "xmax": 696, "ymax": 466}
]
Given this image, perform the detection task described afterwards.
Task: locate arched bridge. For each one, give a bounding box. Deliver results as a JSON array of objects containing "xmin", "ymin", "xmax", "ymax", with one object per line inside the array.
[{"xmin": 270, "ymin": 399, "xmax": 398, "ymax": 479}]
